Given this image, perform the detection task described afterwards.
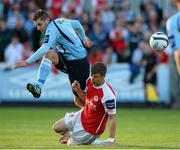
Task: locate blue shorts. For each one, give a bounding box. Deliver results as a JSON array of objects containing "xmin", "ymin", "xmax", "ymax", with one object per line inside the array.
[{"xmin": 55, "ymin": 51, "xmax": 90, "ymax": 96}]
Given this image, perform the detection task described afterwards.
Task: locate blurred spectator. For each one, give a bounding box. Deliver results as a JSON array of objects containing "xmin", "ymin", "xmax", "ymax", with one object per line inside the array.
[
  {"xmin": 0, "ymin": 0, "xmax": 4, "ymax": 18},
  {"xmin": 135, "ymin": 15, "xmax": 149, "ymax": 32},
  {"xmin": 122, "ymin": 1, "xmax": 135, "ymax": 23},
  {"xmin": 46, "ymin": 0, "xmax": 64, "ymax": 19},
  {"xmin": 114, "ymin": 12, "xmax": 129, "ymax": 41},
  {"xmin": 0, "ymin": 18, "xmax": 13, "ymax": 62},
  {"xmin": 154, "ymin": 50, "xmax": 169, "ymax": 64},
  {"xmin": 6, "ymin": 3, "xmax": 25, "ymax": 29},
  {"xmin": 89, "ymin": 22, "xmax": 107, "ymax": 51},
  {"xmin": 80, "ymin": 10, "xmax": 92, "ymax": 41},
  {"xmin": 80, "ymin": 10, "xmax": 92, "ymax": 29},
  {"xmin": 141, "ymin": 44, "xmax": 158, "ymax": 102},
  {"xmin": 26, "ymin": 0, "xmax": 38, "ymax": 14},
  {"xmin": 148, "ymin": 10, "xmax": 159, "ymax": 32},
  {"xmin": 143, "ymin": 31, "xmax": 151, "ymax": 43},
  {"xmin": 22, "ymin": 41, "xmax": 33, "ymax": 60},
  {"xmin": 103, "ymin": 46, "xmax": 117, "ymax": 64},
  {"xmin": 24, "ymin": 12, "xmax": 35, "ymax": 40},
  {"xmin": 4, "ymin": 35, "xmax": 24, "ymax": 68},
  {"xmin": 92, "ymin": 0, "xmax": 106, "ymax": 17},
  {"xmin": 62, "ymin": 0, "xmax": 83, "ymax": 17},
  {"xmin": 101, "ymin": 2, "xmax": 115, "ymax": 33},
  {"xmin": 140, "ymin": 0, "xmax": 162, "ymax": 24},
  {"xmin": 127, "ymin": 21, "xmax": 143, "ymax": 61},
  {"xmin": 89, "ymin": 47, "xmax": 103, "ymax": 64},
  {"xmin": 31, "ymin": 27, "xmax": 41, "ymax": 52},
  {"xmin": 142, "ymin": 44, "xmax": 158, "ymax": 85},
  {"xmin": 13, "ymin": 18, "xmax": 29, "ymax": 43},
  {"xmin": 129, "ymin": 41, "xmax": 145, "ymax": 84},
  {"xmin": 110, "ymin": 29, "xmax": 128, "ymax": 63}
]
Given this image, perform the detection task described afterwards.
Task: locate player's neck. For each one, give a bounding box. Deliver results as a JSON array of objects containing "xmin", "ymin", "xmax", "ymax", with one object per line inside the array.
[{"xmin": 99, "ymin": 79, "xmax": 105, "ymax": 86}]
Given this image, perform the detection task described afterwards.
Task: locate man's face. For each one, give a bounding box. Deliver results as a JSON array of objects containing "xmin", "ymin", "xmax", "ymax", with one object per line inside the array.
[
  {"xmin": 91, "ymin": 73, "xmax": 104, "ymax": 87},
  {"xmin": 34, "ymin": 19, "xmax": 49, "ymax": 33}
]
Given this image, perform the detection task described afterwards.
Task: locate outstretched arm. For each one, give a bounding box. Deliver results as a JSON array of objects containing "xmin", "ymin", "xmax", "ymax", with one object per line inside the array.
[
  {"xmin": 13, "ymin": 44, "xmax": 50, "ymax": 69},
  {"xmin": 13, "ymin": 23, "xmax": 57, "ymax": 69}
]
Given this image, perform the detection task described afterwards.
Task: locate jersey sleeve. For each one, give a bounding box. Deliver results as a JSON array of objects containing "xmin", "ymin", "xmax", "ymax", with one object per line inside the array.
[
  {"xmin": 166, "ymin": 16, "xmax": 180, "ymax": 51},
  {"xmin": 102, "ymin": 95, "xmax": 116, "ymax": 115},
  {"xmin": 26, "ymin": 24, "xmax": 57, "ymax": 64},
  {"xmin": 70, "ymin": 19, "xmax": 88, "ymax": 41}
]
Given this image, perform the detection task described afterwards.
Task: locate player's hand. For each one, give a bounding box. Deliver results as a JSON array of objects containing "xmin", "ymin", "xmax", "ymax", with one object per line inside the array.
[
  {"xmin": 83, "ymin": 39, "xmax": 93, "ymax": 48},
  {"xmin": 13, "ymin": 60, "xmax": 29, "ymax": 69},
  {"xmin": 72, "ymin": 80, "xmax": 80, "ymax": 92},
  {"xmin": 104, "ymin": 138, "xmax": 115, "ymax": 146}
]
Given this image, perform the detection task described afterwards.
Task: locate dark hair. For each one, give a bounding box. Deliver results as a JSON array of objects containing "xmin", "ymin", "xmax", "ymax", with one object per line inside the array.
[
  {"xmin": 32, "ymin": 9, "xmax": 51, "ymax": 21},
  {"xmin": 91, "ymin": 62, "xmax": 107, "ymax": 76}
]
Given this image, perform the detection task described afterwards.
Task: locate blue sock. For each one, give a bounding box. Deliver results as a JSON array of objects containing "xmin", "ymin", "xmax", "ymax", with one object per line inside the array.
[{"xmin": 37, "ymin": 58, "xmax": 52, "ymax": 89}]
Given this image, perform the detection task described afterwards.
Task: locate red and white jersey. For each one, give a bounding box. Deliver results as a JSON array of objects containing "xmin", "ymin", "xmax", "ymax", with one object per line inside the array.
[{"xmin": 81, "ymin": 78, "xmax": 116, "ymax": 136}]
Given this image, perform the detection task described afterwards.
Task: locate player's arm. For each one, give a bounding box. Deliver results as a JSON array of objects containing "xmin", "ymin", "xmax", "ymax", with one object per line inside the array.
[
  {"xmin": 174, "ymin": 50, "xmax": 180, "ymax": 76},
  {"xmin": 13, "ymin": 44, "xmax": 51, "ymax": 69},
  {"xmin": 108, "ymin": 114, "xmax": 116, "ymax": 140},
  {"xmin": 103, "ymin": 98, "xmax": 116, "ymax": 143},
  {"xmin": 166, "ymin": 18, "xmax": 180, "ymax": 76},
  {"xmin": 70, "ymin": 20, "xmax": 93, "ymax": 48},
  {"xmin": 72, "ymin": 80, "xmax": 85, "ymax": 101},
  {"xmin": 13, "ymin": 25, "xmax": 57, "ymax": 69}
]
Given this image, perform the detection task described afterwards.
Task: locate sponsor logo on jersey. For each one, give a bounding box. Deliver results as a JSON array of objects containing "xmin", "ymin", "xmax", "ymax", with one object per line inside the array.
[{"xmin": 94, "ymin": 96, "xmax": 98, "ymax": 102}]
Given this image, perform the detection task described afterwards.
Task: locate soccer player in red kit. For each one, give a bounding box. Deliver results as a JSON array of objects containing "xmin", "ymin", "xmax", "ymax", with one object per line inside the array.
[{"xmin": 52, "ymin": 62, "xmax": 116, "ymax": 145}]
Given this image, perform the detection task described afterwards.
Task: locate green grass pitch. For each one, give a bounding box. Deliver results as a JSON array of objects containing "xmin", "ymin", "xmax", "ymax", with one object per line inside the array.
[{"xmin": 0, "ymin": 107, "xmax": 180, "ymax": 149}]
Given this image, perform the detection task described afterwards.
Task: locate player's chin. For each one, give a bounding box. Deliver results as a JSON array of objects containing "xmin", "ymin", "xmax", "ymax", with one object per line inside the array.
[{"xmin": 93, "ymin": 83, "xmax": 99, "ymax": 87}]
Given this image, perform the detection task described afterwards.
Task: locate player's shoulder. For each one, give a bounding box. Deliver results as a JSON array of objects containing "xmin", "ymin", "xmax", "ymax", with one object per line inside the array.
[
  {"xmin": 101, "ymin": 82, "xmax": 116, "ymax": 104},
  {"xmin": 167, "ymin": 12, "xmax": 180, "ymax": 25},
  {"xmin": 49, "ymin": 17, "xmax": 68, "ymax": 26},
  {"xmin": 46, "ymin": 18, "xmax": 67, "ymax": 33},
  {"xmin": 102, "ymin": 82, "xmax": 116, "ymax": 98},
  {"xmin": 86, "ymin": 77, "xmax": 92, "ymax": 86},
  {"xmin": 46, "ymin": 20, "xmax": 56, "ymax": 31}
]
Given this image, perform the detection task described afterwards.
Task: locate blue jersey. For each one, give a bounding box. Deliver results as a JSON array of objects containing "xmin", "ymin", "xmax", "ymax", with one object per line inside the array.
[
  {"xmin": 27, "ymin": 18, "xmax": 88, "ymax": 64},
  {"xmin": 166, "ymin": 11, "xmax": 180, "ymax": 52}
]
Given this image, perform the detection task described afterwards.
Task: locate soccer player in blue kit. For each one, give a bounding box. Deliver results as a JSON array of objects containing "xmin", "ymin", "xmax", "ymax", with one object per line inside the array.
[
  {"xmin": 166, "ymin": 0, "xmax": 180, "ymax": 108},
  {"xmin": 13, "ymin": 10, "xmax": 93, "ymax": 104}
]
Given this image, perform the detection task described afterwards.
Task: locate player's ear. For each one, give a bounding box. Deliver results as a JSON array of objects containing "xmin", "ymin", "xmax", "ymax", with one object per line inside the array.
[{"xmin": 45, "ymin": 18, "xmax": 51, "ymax": 23}]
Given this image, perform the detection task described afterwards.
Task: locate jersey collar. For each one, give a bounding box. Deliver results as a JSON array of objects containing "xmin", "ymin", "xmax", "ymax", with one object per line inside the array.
[{"xmin": 93, "ymin": 81, "xmax": 106, "ymax": 89}]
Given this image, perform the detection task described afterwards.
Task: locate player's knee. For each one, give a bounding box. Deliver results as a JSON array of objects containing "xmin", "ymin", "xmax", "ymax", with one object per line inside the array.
[
  {"xmin": 45, "ymin": 50, "xmax": 58, "ymax": 65},
  {"xmin": 52, "ymin": 124, "xmax": 59, "ymax": 132}
]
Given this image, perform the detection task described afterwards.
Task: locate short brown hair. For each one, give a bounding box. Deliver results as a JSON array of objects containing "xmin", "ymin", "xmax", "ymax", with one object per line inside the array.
[
  {"xmin": 32, "ymin": 9, "xmax": 51, "ymax": 21},
  {"xmin": 91, "ymin": 62, "xmax": 107, "ymax": 76}
]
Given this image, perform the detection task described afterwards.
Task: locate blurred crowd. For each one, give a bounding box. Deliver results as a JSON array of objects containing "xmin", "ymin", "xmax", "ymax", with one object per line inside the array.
[{"xmin": 0, "ymin": 0, "xmax": 175, "ymax": 80}]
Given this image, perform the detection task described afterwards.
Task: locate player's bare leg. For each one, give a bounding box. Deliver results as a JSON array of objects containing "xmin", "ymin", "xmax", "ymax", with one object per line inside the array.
[
  {"xmin": 44, "ymin": 50, "xmax": 59, "ymax": 65},
  {"xmin": 27, "ymin": 50, "xmax": 59, "ymax": 98},
  {"xmin": 52, "ymin": 118, "xmax": 71, "ymax": 144}
]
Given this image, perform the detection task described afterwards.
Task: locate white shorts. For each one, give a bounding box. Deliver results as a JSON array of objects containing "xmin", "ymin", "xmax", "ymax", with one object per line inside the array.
[{"xmin": 64, "ymin": 109, "xmax": 97, "ymax": 145}]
